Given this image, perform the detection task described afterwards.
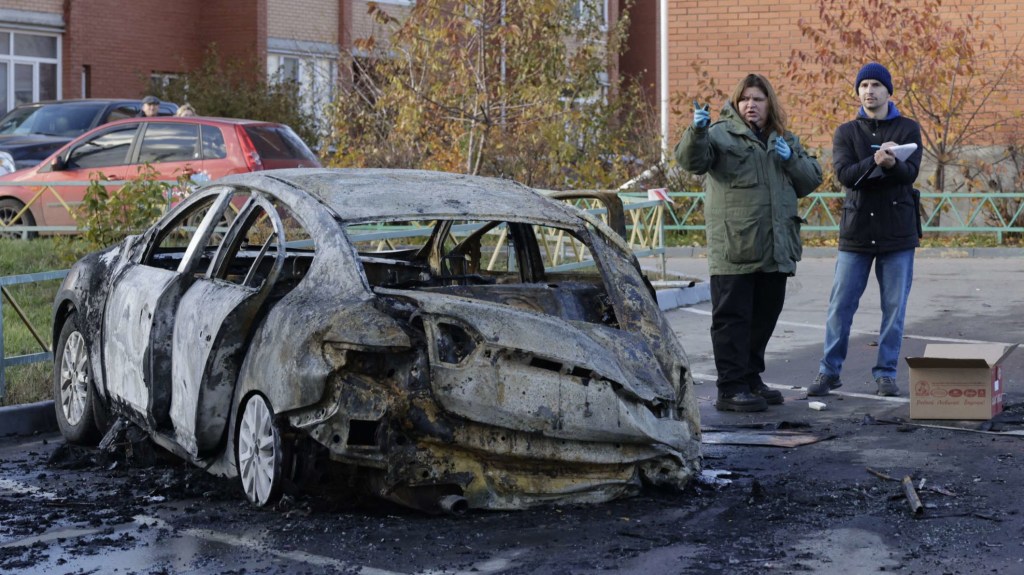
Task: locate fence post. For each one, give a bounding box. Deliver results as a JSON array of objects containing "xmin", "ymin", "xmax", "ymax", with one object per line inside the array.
[{"xmin": 659, "ymin": 203, "xmax": 667, "ymax": 279}]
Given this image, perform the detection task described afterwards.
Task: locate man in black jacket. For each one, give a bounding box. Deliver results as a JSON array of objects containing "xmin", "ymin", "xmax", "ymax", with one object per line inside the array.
[{"xmin": 808, "ymin": 62, "xmax": 923, "ymax": 398}]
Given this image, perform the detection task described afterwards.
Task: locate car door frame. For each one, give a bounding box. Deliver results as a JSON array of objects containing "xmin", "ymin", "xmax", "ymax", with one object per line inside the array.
[
  {"xmin": 101, "ymin": 188, "xmax": 238, "ymax": 428},
  {"xmin": 169, "ymin": 193, "xmax": 287, "ymax": 457}
]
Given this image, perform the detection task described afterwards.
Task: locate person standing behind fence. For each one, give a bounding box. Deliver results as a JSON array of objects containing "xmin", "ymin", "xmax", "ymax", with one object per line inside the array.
[
  {"xmin": 808, "ymin": 62, "xmax": 923, "ymax": 398},
  {"xmin": 676, "ymin": 73, "xmax": 823, "ymax": 412}
]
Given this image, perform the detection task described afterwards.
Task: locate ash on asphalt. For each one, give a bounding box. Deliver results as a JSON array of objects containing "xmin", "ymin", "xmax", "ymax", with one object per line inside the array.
[{"xmin": 3, "ymin": 398, "xmax": 1024, "ymax": 575}]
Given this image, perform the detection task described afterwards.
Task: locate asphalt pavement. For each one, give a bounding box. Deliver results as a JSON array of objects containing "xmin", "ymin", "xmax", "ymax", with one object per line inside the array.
[
  {"xmin": 2, "ymin": 247, "xmax": 1023, "ymax": 574},
  {"xmin": 650, "ymin": 246, "xmax": 1023, "ymax": 412}
]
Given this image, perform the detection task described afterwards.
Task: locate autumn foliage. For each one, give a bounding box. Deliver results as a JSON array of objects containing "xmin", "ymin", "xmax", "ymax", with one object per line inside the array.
[
  {"xmin": 785, "ymin": 0, "xmax": 1024, "ymax": 193},
  {"xmin": 323, "ymin": 0, "xmax": 663, "ymax": 190}
]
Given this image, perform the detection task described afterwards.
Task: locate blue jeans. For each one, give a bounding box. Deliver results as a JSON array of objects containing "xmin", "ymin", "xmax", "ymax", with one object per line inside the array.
[{"xmin": 819, "ymin": 249, "xmax": 914, "ymax": 380}]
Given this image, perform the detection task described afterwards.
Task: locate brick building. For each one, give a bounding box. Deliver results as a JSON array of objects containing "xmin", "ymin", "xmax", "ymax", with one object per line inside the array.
[
  {"xmin": 0, "ymin": 0, "xmax": 415, "ymax": 116},
  {"xmin": 9, "ymin": 0, "xmax": 1017, "ymax": 153},
  {"xmin": 620, "ymin": 0, "xmax": 1024, "ymax": 149}
]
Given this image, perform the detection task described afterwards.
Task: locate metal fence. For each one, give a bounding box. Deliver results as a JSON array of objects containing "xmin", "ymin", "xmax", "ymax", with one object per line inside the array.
[
  {"xmin": 4, "ymin": 185, "xmax": 1022, "ymax": 401},
  {"xmin": 0, "ymin": 270, "xmax": 68, "ymax": 400},
  {"xmin": 637, "ymin": 190, "xmax": 1024, "ymax": 243}
]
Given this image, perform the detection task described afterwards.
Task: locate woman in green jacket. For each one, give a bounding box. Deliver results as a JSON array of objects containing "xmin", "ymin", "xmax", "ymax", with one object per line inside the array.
[{"xmin": 675, "ymin": 73, "xmax": 822, "ymax": 412}]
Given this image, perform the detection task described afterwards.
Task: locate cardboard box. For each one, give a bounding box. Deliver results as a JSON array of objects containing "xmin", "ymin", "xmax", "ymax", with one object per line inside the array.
[{"xmin": 905, "ymin": 343, "xmax": 1018, "ymax": 420}]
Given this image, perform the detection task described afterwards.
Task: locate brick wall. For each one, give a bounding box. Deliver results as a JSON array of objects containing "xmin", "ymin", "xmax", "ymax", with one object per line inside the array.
[
  {"xmin": 350, "ymin": 1, "xmax": 412, "ymax": 46},
  {"xmin": 644, "ymin": 0, "xmax": 1024, "ymax": 145},
  {"xmin": 268, "ymin": 0, "xmax": 337, "ymax": 44},
  {"xmin": 61, "ymin": 0, "xmax": 267, "ymax": 99},
  {"xmin": 63, "ymin": 0, "xmax": 207, "ymax": 99},
  {"xmin": 196, "ymin": 0, "xmax": 267, "ymax": 73},
  {"xmin": 6, "ymin": 0, "xmax": 61, "ymax": 12},
  {"xmin": 620, "ymin": 0, "xmax": 658, "ymax": 102}
]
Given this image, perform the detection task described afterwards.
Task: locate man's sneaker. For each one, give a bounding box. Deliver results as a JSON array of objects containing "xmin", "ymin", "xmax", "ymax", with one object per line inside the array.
[
  {"xmin": 715, "ymin": 391, "xmax": 769, "ymax": 413},
  {"xmin": 807, "ymin": 372, "xmax": 842, "ymax": 397},
  {"xmin": 875, "ymin": 376, "xmax": 900, "ymax": 397},
  {"xmin": 750, "ymin": 384, "xmax": 784, "ymax": 405}
]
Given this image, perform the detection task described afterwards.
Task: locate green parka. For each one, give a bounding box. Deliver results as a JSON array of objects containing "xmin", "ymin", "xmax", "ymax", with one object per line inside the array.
[{"xmin": 675, "ymin": 103, "xmax": 822, "ymax": 276}]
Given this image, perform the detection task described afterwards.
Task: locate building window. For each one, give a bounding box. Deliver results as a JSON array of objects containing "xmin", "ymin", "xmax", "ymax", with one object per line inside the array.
[
  {"xmin": 573, "ymin": 0, "xmax": 608, "ymax": 28},
  {"xmin": 267, "ymin": 50, "xmax": 337, "ymax": 131},
  {"xmin": 0, "ymin": 30, "xmax": 60, "ymax": 112}
]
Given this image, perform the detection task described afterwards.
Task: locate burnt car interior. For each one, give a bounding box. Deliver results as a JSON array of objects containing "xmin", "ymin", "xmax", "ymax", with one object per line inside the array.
[
  {"xmin": 144, "ymin": 192, "xmax": 314, "ymax": 298},
  {"xmin": 136, "ymin": 188, "xmax": 624, "ymax": 341},
  {"xmin": 348, "ymin": 218, "xmax": 619, "ymax": 328}
]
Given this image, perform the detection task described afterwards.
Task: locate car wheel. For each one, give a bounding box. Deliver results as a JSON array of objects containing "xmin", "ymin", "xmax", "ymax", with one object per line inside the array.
[
  {"xmin": 53, "ymin": 312, "xmax": 100, "ymax": 444},
  {"xmin": 236, "ymin": 394, "xmax": 284, "ymax": 506},
  {"xmin": 0, "ymin": 198, "xmax": 37, "ymax": 240}
]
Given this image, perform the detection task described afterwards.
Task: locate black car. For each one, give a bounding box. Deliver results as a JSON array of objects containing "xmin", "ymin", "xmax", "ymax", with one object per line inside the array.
[{"xmin": 0, "ymin": 99, "xmax": 178, "ymax": 170}]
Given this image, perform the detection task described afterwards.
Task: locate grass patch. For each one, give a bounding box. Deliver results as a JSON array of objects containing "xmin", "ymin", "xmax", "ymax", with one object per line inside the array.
[{"xmin": 1, "ymin": 238, "xmax": 74, "ymax": 406}]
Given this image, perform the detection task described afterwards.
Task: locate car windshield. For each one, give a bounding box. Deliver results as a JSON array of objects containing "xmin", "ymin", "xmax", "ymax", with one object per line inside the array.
[{"xmin": 0, "ymin": 103, "xmax": 105, "ymax": 138}]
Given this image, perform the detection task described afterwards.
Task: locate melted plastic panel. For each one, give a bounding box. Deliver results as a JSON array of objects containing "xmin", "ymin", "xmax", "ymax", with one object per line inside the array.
[{"xmin": 102, "ymin": 266, "xmax": 179, "ymax": 417}]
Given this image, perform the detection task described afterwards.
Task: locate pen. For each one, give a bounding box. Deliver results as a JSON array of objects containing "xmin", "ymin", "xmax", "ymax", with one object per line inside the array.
[{"xmin": 870, "ymin": 145, "xmax": 880, "ymax": 149}]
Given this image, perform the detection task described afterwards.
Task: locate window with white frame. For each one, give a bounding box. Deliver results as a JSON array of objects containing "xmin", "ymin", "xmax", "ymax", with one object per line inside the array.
[
  {"xmin": 0, "ymin": 30, "xmax": 60, "ymax": 113},
  {"xmin": 267, "ymin": 41, "xmax": 337, "ymax": 130},
  {"xmin": 573, "ymin": 0, "xmax": 607, "ymax": 28}
]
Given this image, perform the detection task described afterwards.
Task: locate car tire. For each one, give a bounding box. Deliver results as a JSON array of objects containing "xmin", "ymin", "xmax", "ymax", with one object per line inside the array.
[
  {"xmin": 0, "ymin": 198, "xmax": 37, "ymax": 240},
  {"xmin": 236, "ymin": 394, "xmax": 285, "ymax": 506},
  {"xmin": 53, "ymin": 312, "xmax": 100, "ymax": 444}
]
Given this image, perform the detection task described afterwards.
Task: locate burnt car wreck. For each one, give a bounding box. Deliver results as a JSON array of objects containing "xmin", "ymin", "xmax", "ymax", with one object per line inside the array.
[{"xmin": 52, "ymin": 168, "xmax": 701, "ymax": 513}]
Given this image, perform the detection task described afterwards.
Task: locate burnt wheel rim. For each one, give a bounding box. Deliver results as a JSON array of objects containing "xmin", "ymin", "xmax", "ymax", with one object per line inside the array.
[
  {"xmin": 59, "ymin": 331, "xmax": 89, "ymax": 427},
  {"xmin": 238, "ymin": 395, "xmax": 278, "ymax": 506}
]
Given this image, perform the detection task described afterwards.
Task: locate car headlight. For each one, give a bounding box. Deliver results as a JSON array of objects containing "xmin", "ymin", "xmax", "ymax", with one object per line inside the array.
[{"xmin": 0, "ymin": 151, "xmax": 15, "ymax": 175}]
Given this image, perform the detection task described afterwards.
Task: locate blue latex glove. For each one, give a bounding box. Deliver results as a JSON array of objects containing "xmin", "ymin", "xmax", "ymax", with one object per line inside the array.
[
  {"xmin": 692, "ymin": 100, "xmax": 710, "ymax": 128},
  {"xmin": 775, "ymin": 136, "xmax": 792, "ymax": 160}
]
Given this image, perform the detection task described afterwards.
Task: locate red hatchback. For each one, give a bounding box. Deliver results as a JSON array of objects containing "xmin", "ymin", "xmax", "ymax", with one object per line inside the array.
[{"xmin": 0, "ymin": 116, "xmax": 320, "ymax": 235}]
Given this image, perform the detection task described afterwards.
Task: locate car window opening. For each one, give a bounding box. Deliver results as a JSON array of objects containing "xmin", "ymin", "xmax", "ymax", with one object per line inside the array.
[{"xmin": 347, "ymin": 218, "xmax": 617, "ymax": 328}]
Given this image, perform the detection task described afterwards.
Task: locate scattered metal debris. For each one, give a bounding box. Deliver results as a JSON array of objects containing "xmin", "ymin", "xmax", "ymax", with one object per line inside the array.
[{"xmin": 901, "ymin": 476, "xmax": 924, "ymax": 515}]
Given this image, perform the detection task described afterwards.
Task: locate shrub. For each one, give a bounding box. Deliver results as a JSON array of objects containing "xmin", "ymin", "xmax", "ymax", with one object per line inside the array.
[{"xmin": 71, "ymin": 164, "xmax": 174, "ymax": 257}]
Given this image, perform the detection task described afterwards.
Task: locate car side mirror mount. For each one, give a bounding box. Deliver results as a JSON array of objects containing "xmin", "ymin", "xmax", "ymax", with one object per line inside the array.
[{"xmin": 50, "ymin": 155, "xmax": 66, "ymax": 171}]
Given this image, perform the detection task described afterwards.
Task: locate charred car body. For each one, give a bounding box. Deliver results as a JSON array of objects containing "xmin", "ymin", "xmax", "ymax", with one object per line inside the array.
[{"xmin": 52, "ymin": 168, "xmax": 701, "ymax": 513}]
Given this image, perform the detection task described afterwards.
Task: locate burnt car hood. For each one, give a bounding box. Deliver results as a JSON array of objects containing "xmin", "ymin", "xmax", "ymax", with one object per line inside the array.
[{"xmin": 377, "ymin": 287, "xmax": 689, "ymax": 450}]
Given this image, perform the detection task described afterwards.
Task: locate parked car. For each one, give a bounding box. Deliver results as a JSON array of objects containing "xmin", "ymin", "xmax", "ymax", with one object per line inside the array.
[
  {"xmin": 0, "ymin": 98, "xmax": 179, "ymax": 171},
  {"xmin": 0, "ymin": 116, "xmax": 320, "ymax": 237},
  {"xmin": 51, "ymin": 168, "xmax": 701, "ymax": 513}
]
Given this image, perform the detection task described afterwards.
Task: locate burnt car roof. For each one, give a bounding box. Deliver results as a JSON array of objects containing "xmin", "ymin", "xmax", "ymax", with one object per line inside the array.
[{"xmin": 220, "ymin": 168, "xmax": 586, "ymax": 225}]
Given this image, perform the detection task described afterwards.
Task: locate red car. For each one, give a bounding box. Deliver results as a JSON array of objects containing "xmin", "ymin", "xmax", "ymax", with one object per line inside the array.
[{"xmin": 0, "ymin": 116, "xmax": 320, "ymax": 236}]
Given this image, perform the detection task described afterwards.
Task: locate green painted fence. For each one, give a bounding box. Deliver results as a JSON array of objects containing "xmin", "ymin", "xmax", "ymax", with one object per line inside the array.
[{"xmin": 626, "ymin": 191, "xmax": 1024, "ymax": 243}]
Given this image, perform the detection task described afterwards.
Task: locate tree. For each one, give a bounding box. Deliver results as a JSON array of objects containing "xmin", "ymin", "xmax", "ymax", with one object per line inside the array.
[
  {"xmin": 324, "ymin": 0, "xmax": 663, "ymax": 190},
  {"xmin": 786, "ymin": 0, "xmax": 1024, "ymax": 193}
]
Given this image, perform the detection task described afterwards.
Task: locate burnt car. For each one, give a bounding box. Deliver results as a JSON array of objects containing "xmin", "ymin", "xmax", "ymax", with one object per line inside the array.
[{"xmin": 52, "ymin": 168, "xmax": 701, "ymax": 513}]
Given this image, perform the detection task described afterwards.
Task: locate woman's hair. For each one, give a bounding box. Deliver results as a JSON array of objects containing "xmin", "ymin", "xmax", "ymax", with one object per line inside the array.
[
  {"xmin": 175, "ymin": 104, "xmax": 196, "ymax": 117},
  {"xmin": 730, "ymin": 73, "xmax": 786, "ymax": 136}
]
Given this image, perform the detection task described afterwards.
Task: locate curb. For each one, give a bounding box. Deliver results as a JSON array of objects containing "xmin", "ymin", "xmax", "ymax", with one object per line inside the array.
[
  {"xmin": 656, "ymin": 282, "xmax": 711, "ymax": 311},
  {"xmin": 0, "ymin": 400, "xmax": 57, "ymax": 437}
]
